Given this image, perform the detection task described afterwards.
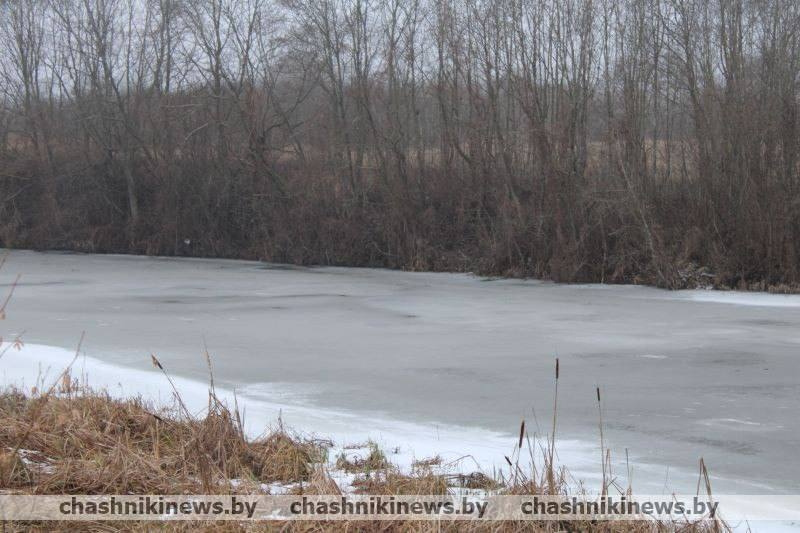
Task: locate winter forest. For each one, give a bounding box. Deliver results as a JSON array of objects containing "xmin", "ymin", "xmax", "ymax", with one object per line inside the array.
[{"xmin": 2, "ymin": 0, "xmax": 799, "ymax": 289}]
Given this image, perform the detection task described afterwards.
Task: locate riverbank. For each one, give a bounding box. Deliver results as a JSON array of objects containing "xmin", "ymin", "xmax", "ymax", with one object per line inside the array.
[{"xmin": 0, "ymin": 350, "xmax": 723, "ymax": 531}]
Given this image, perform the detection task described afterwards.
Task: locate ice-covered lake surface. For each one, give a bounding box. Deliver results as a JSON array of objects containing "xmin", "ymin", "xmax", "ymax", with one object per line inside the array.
[{"xmin": 2, "ymin": 250, "xmax": 799, "ymax": 496}]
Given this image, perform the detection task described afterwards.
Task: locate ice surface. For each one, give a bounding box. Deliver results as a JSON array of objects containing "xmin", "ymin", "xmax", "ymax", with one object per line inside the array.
[
  {"xmin": 0, "ymin": 342, "xmax": 600, "ymax": 485},
  {"xmin": 676, "ymin": 291, "xmax": 800, "ymax": 308},
  {"xmin": 1, "ymin": 250, "xmax": 799, "ymax": 496}
]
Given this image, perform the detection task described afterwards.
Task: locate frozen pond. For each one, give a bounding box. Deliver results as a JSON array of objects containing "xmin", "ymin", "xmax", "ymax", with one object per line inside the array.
[{"xmin": 1, "ymin": 250, "xmax": 799, "ymax": 495}]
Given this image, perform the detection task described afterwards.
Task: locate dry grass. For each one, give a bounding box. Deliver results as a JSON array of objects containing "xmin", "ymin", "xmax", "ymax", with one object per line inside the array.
[
  {"xmin": 0, "ymin": 373, "xmax": 728, "ymax": 532},
  {"xmin": 0, "ymin": 384, "xmax": 315, "ymax": 495},
  {"xmin": 335, "ymin": 441, "xmax": 389, "ymax": 474}
]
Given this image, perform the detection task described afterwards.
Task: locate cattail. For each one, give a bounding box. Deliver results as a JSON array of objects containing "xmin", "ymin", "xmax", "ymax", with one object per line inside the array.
[{"xmin": 518, "ymin": 420, "xmax": 525, "ymax": 449}]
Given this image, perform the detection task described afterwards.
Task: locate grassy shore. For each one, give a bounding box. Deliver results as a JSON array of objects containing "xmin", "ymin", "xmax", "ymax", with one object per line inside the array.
[{"xmin": 0, "ymin": 360, "xmax": 728, "ymax": 532}]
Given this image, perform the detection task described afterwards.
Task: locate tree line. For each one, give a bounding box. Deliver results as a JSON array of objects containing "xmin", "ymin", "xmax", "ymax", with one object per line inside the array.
[{"xmin": 1, "ymin": 0, "xmax": 799, "ymax": 289}]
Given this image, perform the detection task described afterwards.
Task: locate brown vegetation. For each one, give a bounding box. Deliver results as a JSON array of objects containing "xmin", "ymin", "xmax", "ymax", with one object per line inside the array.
[
  {"xmin": 0, "ymin": 377, "xmax": 725, "ymax": 531},
  {"xmin": 0, "ymin": 383, "xmax": 318, "ymax": 495},
  {"xmin": 1, "ymin": 0, "xmax": 798, "ymax": 291}
]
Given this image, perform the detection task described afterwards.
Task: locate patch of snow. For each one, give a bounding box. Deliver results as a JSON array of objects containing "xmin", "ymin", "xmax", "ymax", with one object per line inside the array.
[
  {"xmin": 14, "ymin": 448, "xmax": 55, "ymax": 474},
  {"xmin": 676, "ymin": 291, "xmax": 800, "ymax": 308}
]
